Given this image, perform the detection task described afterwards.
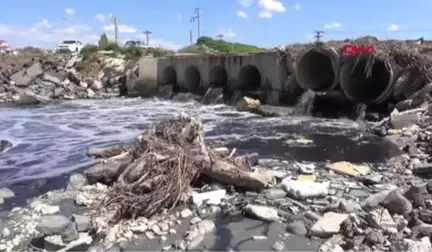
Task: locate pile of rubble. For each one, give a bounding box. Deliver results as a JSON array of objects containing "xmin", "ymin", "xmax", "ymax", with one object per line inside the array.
[
  {"xmin": 2, "ymin": 114, "xmax": 432, "ymax": 251},
  {"xmin": 0, "ymin": 52, "xmax": 134, "ymax": 105}
]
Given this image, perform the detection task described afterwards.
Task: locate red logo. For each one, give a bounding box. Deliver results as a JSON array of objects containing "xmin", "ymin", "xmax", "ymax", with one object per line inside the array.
[{"xmin": 343, "ymin": 44, "xmax": 376, "ymax": 55}]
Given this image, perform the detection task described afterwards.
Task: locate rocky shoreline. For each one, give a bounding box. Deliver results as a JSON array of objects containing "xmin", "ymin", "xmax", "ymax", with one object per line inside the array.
[
  {"xmin": 0, "ymin": 109, "xmax": 431, "ymax": 252},
  {"xmin": 0, "ymin": 52, "xmax": 132, "ymax": 106}
]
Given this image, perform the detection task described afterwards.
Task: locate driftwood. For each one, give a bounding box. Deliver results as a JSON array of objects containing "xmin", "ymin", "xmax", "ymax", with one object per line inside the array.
[
  {"xmin": 201, "ymin": 160, "xmax": 272, "ymax": 190},
  {"xmin": 91, "ymin": 115, "xmax": 272, "ymax": 223}
]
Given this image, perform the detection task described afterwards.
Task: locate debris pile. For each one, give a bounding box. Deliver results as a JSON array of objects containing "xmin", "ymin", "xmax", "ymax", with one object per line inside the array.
[{"xmin": 0, "ymin": 52, "xmax": 133, "ymax": 105}]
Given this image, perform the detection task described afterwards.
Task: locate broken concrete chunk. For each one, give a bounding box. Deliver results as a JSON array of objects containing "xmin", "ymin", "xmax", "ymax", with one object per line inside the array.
[
  {"xmin": 243, "ymin": 204, "xmax": 280, "ymax": 222},
  {"xmin": 390, "ymin": 109, "xmax": 421, "ymax": 129},
  {"xmin": 310, "ymin": 212, "xmax": 348, "ymax": 238}
]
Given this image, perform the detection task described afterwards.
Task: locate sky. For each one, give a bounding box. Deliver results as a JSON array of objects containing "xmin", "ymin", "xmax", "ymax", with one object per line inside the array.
[{"xmin": 1, "ymin": 0, "xmax": 432, "ymax": 50}]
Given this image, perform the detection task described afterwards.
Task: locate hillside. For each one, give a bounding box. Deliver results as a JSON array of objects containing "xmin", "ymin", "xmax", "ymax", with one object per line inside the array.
[{"xmin": 179, "ymin": 36, "xmax": 265, "ymax": 54}]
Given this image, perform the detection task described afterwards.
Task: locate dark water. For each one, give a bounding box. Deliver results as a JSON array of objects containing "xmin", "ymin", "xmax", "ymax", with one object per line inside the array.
[{"xmin": 0, "ymin": 97, "xmax": 401, "ymax": 209}]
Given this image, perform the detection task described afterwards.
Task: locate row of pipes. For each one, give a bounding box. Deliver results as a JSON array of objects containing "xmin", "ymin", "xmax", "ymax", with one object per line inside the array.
[{"xmin": 293, "ymin": 45, "xmax": 395, "ymax": 105}]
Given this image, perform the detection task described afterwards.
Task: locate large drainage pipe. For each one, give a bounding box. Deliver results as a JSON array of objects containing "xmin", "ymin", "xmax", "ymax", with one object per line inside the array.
[
  {"xmin": 295, "ymin": 46, "xmax": 340, "ymax": 92},
  {"xmin": 339, "ymin": 55, "xmax": 395, "ymax": 104}
]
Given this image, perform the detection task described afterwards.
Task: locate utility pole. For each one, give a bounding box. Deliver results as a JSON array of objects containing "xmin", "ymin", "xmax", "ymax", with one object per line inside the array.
[
  {"xmin": 190, "ymin": 8, "xmax": 201, "ymax": 39},
  {"xmin": 313, "ymin": 30, "xmax": 324, "ymax": 43},
  {"xmin": 112, "ymin": 15, "xmax": 119, "ymax": 44},
  {"xmin": 216, "ymin": 34, "xmax": 223, "ymax": 40},
  {"xmin": 189, "ymin": 29, "xmax": 193, "ymax": 45},
  {"xmin": 143, "ymin": 30, "xmax": 152, "ymax": 45}
]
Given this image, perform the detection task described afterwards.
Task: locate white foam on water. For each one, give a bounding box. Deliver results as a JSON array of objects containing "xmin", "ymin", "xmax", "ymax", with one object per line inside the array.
[{"xmin": 0, "ymin": 98, "xmax": 367, "ymax": 185}]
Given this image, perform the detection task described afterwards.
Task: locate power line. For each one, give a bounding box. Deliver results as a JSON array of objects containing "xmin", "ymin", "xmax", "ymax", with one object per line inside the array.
[
  {"xmin": 190, "ymin": 8, "xmax": 201, "ymax": 39},
  {"xmin": 216, "ymin": 34, "xmax": 223, "ymax": 40},
  {"xmin": 314, "ymin": 30, "xmax": 324, "ymax": 42},
  {"xmin": 142, "ymin": 30, "xmax": 152, "ymax": 45}
]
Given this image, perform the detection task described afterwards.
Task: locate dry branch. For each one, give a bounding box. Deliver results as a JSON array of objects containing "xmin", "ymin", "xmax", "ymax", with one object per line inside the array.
[{"xmin": 97, "ymin": 115, "xmax": 271, "ymax": 223}]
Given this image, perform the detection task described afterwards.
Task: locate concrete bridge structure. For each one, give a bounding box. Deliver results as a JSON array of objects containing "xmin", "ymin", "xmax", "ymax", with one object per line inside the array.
[{"xmin": 129, "ymin": 51, "xmax": 299, "ymax": 105}]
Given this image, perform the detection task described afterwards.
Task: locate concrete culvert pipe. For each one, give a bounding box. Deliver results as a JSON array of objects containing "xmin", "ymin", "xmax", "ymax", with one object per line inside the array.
[
  {"xmin": 295, "ymin": 46, "xmax": 340, "ymax": 92},
  {"xmin": 239, "ymin": 65, "xmax": 261, "ymax": 90},
  {"xmin": 209, "ymin": 66, "xmax": 228, "ymax": 88},
  {"xmin": 339, "ymin": 56, "xmax": 394, "ymax": 104},
  {"xmin": 184, "ymin": 66, "xmax": 201, "ymax": 93}
]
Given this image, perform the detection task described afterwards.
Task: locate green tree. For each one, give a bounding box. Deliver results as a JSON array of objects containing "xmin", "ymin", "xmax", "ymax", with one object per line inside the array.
[{"xmin": 98, "ymin": 33, "xmax": 109, "ymax": 49}]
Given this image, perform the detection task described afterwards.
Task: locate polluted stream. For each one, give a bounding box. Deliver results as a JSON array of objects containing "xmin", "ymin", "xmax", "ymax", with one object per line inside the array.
[{"xmin": 0, "ymin": 97, "xmax": 402, "ymax": 250}]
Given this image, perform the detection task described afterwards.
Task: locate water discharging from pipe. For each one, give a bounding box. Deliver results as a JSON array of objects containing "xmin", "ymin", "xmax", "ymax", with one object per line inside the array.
[
  {"xmin": 339, "ymin": 55, "xmax": 394, "ymax": 104},
  {"xmin": 295, "ymin": 46, "xmax": 340, "ymax": 92}
]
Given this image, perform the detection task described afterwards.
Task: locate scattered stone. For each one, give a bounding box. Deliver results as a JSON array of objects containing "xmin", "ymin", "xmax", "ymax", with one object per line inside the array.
[
  {"xmin": 243, "ymin": 204, "xmax": 280, "ymax": 222},
  {"xmin": 37, "ymin": 215, "xmax": 72, "ymax": 235},
  {"xmin": 186, "ymin": 234, "xmax": 204, "ymax": 250},
  {"xmin": 272, "ymin": 241, "xmax": 285, "ymax": 251},
  {"xmin": 174, "ymin": 240, "xmax": 187, "ymax": 250},
  {"xmin": 192, "ymin": 189, "xmax": 226, "ymax": 207},
  {"xmin": 263, "ymin": 188, "xmax": 287, "ymax": 200},
  {"xmin": 190, "ymin": 217, "xmax": 202, "ymax": 225},
  {"xmin": 1, "ymin": 228, "xmax": 10, "ymax": 238},
  {"xmin": 73, "ymin": 214, "xmax": 91, "ymax": 232},
  {"xmin": 383, "ymin": 189, "xmax": 413, "ymax": 215},
  {"xmin": 310, "ymin": 212, "xmax": 348, "ymax": 238},
  {"xmin": 67, "ymin": 173, "xmax": 88, "ymax": 190},
  {"xmin": 367, "ymin": 208, "xmax": 398, "ymax": 233},
  {"xmin": 281, "ymin": 179, "xmax": 329, "ymax": 199},
  {"xmin": 180, "ymin": 208, "xmax": 193, "ymax": 219},
  {"xmin": 361, "ymin": 190, "xmax": 390, "ymax": 210},
  {"xmin": 318, "ymin": 235, "xmax": 344, "ymax": 252},
  {"xmin": 30, "ymin": 201, "xmax": 60, "ymax": 215},
  {"xmin": 394, "ymin": 236, "xmax": 432, "ymax": 252},
  {"xmin": 364, "ymin": 230, "xmax": 386, "ymax": 246},
  {"xmin": 252, "ymin": 235, "xmax": 267, "ymax": 240},
  {"xmin": 286, "ymin": 219, "xmax": 308, "ymax": 236},
  {"xmin": 339, "ymin": 199, "xmax": 362, "ymax": 213},
  {"xmin": 0, "ymin": 188, "xmax": 14, "ymax": 199}
]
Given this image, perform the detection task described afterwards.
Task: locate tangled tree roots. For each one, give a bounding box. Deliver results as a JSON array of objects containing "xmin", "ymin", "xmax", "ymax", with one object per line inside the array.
[{"xmin": 104, "ymin": 116, "xmax": 212, "ymax": 223}]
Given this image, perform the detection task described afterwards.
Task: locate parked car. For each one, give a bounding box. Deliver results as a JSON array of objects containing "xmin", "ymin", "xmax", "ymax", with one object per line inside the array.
[
  {"xmin": 124, "ymin": 40, "xmax": 154, "ymax": 49},
  {"xmin": 56, "ymin": 40, "xmax": 83, "ymax": 53}
]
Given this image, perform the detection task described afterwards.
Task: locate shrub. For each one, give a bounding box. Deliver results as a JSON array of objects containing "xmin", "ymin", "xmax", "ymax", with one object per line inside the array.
[
  {"xmin": 195, "ymin": 36, "xmax": 263, "ymax": 54},
  {"xmin": 80, "ymin": 44, "xmax": 99, "ymax": 61},
  {"xmin": 104, "ymin": 42, "xmax": 121, "ymax": 52},
  {"xmin": 98, "ymin": 33, "xmax": 109, "ymax": 49},
  {"xmin": 121, "ymin": 46, "xmax": 143, "ymax": 60},
  {"xmin": 144, "ymin": 47, "xmax": 173, "ymax": 57}
]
